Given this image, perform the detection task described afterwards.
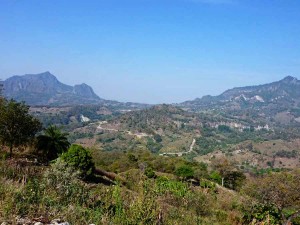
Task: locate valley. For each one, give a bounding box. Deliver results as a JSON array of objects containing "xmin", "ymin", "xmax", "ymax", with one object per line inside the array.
[
  {"xmin": 18, "ymin": 74, "xmax": 300, "ymax": 173},
  {"xmin": 2, "ymin": 73, "xmax": 300, "ymax": 224},
  {"xmin": 2, "ymin": 1, "xmax": 300, "ymax": 223}
]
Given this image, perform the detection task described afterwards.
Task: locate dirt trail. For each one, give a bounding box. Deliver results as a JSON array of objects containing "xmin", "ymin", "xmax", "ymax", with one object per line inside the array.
[
  {"xmin": 160, "ymin": 138, "xmax": 196, "ymax": 157},
  {"xmin": 96, "ymin": 121, "xmax": 149, "ymax": 138}
]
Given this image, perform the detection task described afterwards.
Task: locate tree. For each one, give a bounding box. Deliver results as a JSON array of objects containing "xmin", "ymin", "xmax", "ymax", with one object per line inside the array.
[
  {"xmin": 61, "ymin": 144, "xmax": 95, "ymax": 179},
  {"xmin": 193, "ymin": 162, "xmax": 209, "ymax": 180},
  {"xmin": 211, "ymin": 157, "xmax": 235, "ymax": 186},
  {"xmin": 211, "ymin": 157, "xmax": 245, "ymax": 190},
  {"xmin": 0, "ymin": 99, "xmax": 42, "ymax": 156},
  {"xmin": 36, "ymin": 125, "xmax": 70, "ymax": 161},
  {"xmin": 245, "ymin": 171, "xmax": 300, "ymax": 225},
  {"xmin": 224, "ymin": 171, "xmax": 246, "ymax": 191},
  {"xmin": 209, "ymin": 171, "xmax": 222, "ymax": 184},
  {"xmin": 175, "ymin": 165, "xmax": 194, "ymax": 180}
]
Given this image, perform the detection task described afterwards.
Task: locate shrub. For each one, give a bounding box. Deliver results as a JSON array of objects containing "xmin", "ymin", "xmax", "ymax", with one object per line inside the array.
[
  {"xmin": 275, "ymin": 150, "xmax": 297, "ymax": 158},
  {"xmin": 61, "ymin": 144, "xmax": 95, "ymax": 179},
  {"xmin": 144, "ymin": 167, "xmax": 156, "ymax": 178},
  {"xmin": 43, "ymin": 158, "xmax": 89, "ymax": 204},
  {"xmin": 242, "ymin": 203, "xmax": 281, "ymax": 224},
  {"xmin": 153, "ymin": 134, "xmax": 162, "ymax": 143},
  {"xmin": 209, "ymin": 171, "xmax": 222, "ymax": 184},
  {"xmin": 224, "ymin": 171, "xmax": 246, "ymax": 191},
  {"xmin": 175, "ymin": 165, "xmax": 194, "ymax": 180},
  {"xmin": 155, "ymin": 176, "xmax": 188, "ymax": 197}
]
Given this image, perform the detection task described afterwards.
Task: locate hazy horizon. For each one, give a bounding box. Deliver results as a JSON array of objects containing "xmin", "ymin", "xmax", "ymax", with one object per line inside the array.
[
  {"xmin": 1, "ymin": 0, "xmax": 300, "ymax": 104},
  {"xmin": 1, "ymin": 71, "xmax": 295, "ymax": 104}
]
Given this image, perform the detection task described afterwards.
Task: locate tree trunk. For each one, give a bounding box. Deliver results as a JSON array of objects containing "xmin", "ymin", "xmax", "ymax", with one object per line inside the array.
[{"xmin": 95, "ymin": 168, "xmax": 126, "ymax": 185}]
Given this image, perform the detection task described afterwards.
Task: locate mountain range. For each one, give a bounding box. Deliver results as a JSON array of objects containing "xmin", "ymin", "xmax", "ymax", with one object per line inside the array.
[
  {"xmin": 2, "ymin": 72, "xmax": 300, "ymax": 117},
  {"xmin": 2, "ymin": 72, "xmax": 102, "ymax": 105},
  {"xmin": 180, "ymin": 76, "xmax": 300, "ymax": 116}
]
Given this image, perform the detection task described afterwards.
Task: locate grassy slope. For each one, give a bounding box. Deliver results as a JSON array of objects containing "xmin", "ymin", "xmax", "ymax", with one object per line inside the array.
[{"xmin": 0, "ymin": 152, "xmax": 246, "ymax": 225}]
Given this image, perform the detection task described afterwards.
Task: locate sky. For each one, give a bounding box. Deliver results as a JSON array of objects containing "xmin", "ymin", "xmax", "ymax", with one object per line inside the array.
[{"xmin": 1, "ymin": 0, "xmax": 300, "ymax": 104}]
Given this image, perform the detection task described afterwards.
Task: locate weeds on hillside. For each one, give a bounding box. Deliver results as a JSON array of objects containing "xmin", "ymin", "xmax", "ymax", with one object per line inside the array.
[{"xmin": 0, "ymin": 156, "xmax": 246, "ymax": 225}]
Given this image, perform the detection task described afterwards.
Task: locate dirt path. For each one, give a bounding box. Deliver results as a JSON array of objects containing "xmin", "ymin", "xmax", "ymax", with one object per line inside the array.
[
  {"xmin": 96, "ymin": 121, "xmax": 149, "ymax": 138},
  {"xmin": 160, "ymin": 138, "xmax": 196, "ymax": 157}
]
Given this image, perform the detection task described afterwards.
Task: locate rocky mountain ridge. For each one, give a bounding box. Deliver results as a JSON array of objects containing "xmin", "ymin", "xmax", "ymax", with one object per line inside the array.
[
  {"xmin": 180, "ymin": 76, "xmax": 300, "ymax": 114},
  {"xmin": 3, "ymin": 72, "xmax": 102, "ymax": 105}
]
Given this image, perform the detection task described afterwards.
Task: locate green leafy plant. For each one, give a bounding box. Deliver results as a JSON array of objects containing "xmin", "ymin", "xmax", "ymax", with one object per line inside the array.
[
  {"xmin": 61, "ymin": 144, "xmax": 95, "ymax": 179},
  {"xmin": 175, "ymin": 165, "xmax": 194, "ymax": 180},
  {"xmin": 36, "ymin": 125, "xmax": 70, "ymax": 161},
  {"xmin": 144, "ymin": 166, "xmax": 156, "ymax": 178}
]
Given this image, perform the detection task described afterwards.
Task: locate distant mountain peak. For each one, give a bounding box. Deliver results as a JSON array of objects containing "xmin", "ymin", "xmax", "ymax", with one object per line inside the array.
[
  {"xmin": 41, "ymin": 71, "xmax": 51, "ymax": 75},
  {"xmin": 25, "ymin": 71, "xmax": 53, "ymax": 77},
  {"xmin": 40, "ymin": 71, "xmax": 55, "ymax": 77},
  {"xmin": 281, "ymin": 75, "xmax": 298, "ymax": 83},
  {"xmin": 73, "ymin": 83, "xmax": 100, "ymax": 99},
  {"xmin": 4, "ymin": 72, "xmax": 102, "ymax": 105}
]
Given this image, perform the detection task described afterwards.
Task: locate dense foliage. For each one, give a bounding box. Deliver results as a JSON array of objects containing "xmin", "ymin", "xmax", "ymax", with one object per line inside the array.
[
  {"xmin": 36, "ymin": 125, "xmax": 70, "ymax": 161},
  {"xmin": 61, "ymin": 144, "xmax": 95, "ymax": 179},
  {"xmin": 0, "ymin": 99, "xmax": 42, "ymax": 156},
  {"xmin": 243, "ymin": 170, "xmax": 300, "ymax": 224}
]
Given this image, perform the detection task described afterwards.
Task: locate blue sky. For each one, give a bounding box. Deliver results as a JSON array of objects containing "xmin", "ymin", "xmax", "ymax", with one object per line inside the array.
[{"xmin": 1, "ymin": 0, "xmax": 300, "ymax": 103}]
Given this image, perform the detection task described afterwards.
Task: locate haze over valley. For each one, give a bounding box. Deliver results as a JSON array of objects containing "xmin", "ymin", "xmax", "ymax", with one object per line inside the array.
[
  {"xmin": 3, "ymin": 71, "xmax": 300, "ymax": 170},
  {"xmin": 2, "ymin": 1, "xmax": 300, "ymax": 224}
]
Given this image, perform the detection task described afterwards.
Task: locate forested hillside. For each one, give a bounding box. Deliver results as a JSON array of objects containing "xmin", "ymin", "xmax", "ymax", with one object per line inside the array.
[{"xmin": 1, "ymin": 97, "xmax": 300, "ymax": 224}]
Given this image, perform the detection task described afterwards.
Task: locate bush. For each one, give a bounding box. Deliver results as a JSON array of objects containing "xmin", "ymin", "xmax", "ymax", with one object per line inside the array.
[
  {"xmin": 275, "ymin": 150, "xmax": 297, "ymax": 158},
  {"xmin": 242, "ymin": 203, "xmax": 281, "ymax": 224},
  {"xmin": 153, "ymin": 134, "xmax": 162, "ymax": 143},
  {"xmin": 155, "ymin": 176, "xmax": 189, "ymax": 197},
  {"xmin": 209, "ymin": 171, "xmax": 222, "ymax": 184},
  {"xmin": 144, "ymin": 167, "xmax": 156, "ymax": 178},
  {"xmin": 224, "ymin": 171, "xmax": 246, "ymax": 191},
  {"xmin": 61, "ymin": 144, "xmax": 95, "ymax": 179},
  {"xmin": 175, "ymin": 165, "xmax": 194, "ymax": 180}
]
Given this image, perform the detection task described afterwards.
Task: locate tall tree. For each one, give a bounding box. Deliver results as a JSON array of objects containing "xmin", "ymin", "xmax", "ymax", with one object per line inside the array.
[
  {"xmin": 0, "ymin": 99, "xmax": 42, "ymax": 156},
  {"xmin": 36, "ymin": 125, "xmax": 70, "ymax": 161}
]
